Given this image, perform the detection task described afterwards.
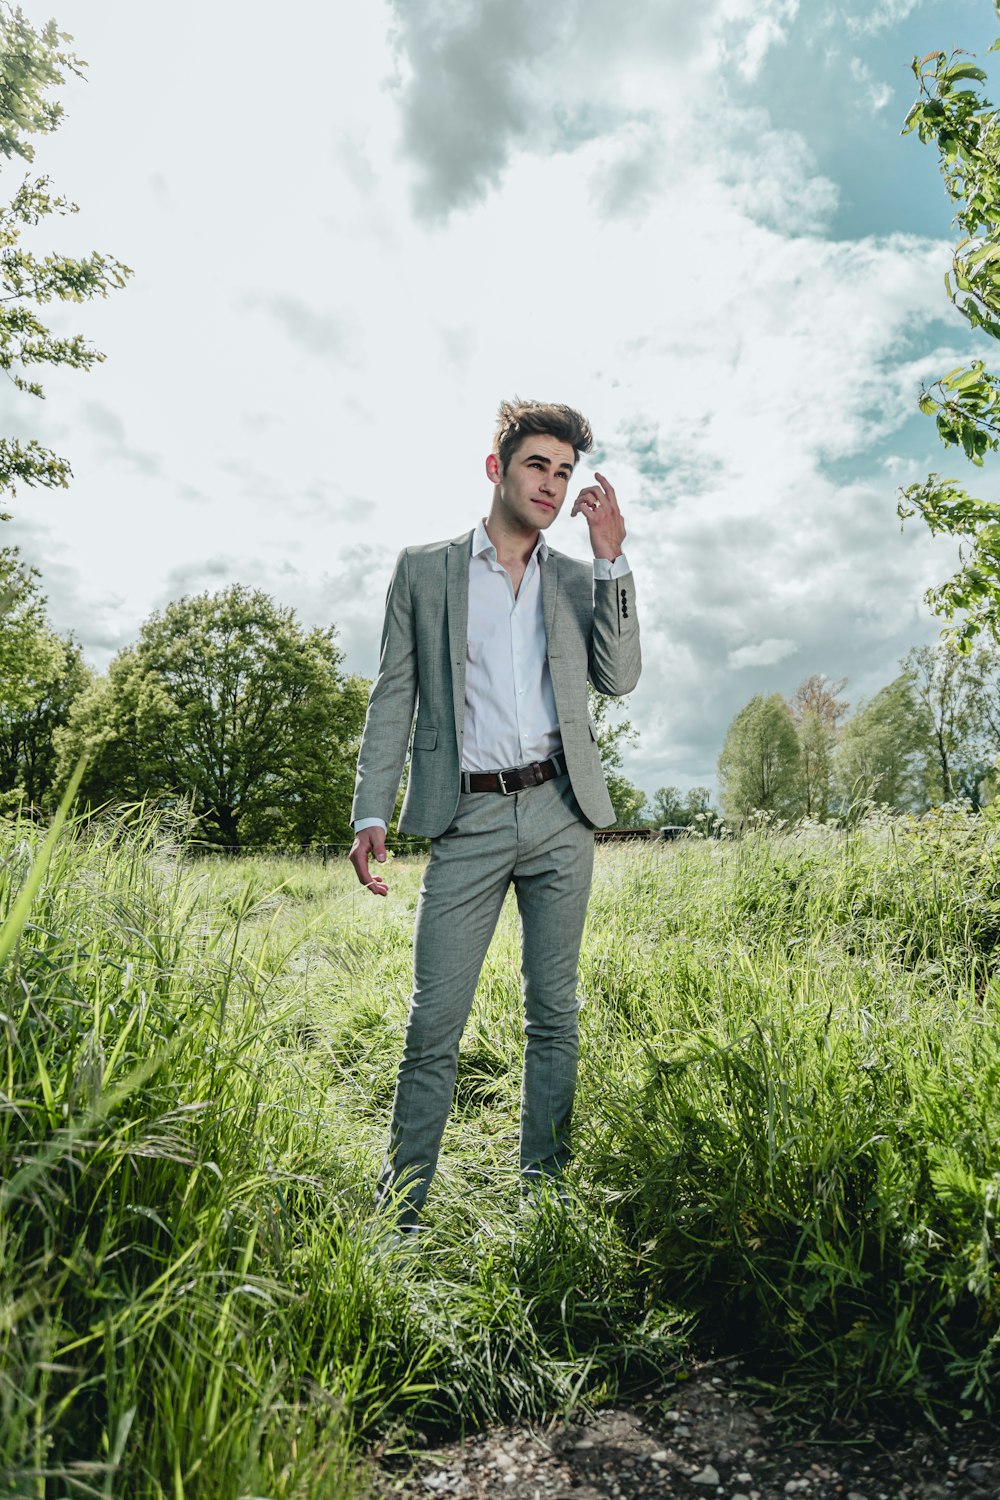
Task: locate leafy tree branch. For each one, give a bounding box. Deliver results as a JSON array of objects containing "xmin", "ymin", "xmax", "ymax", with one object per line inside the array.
[{"xmin": 0, "ymin": 6, "xmax": 131, "ymax": 509}]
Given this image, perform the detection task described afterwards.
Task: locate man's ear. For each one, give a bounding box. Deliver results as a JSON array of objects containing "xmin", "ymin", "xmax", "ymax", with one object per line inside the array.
[{"xmin": 485, "ymin": 454, "xmax": 502, "ymax": 484}]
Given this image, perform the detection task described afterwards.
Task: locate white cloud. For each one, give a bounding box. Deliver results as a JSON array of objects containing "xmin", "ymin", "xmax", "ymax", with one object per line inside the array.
[
  {"xmin": 245, "ymin": 295, "xmax": 358, "ymax": 360},
  {"xmin": 728, "ymin": 638, "xmax": 799, "ymax": 669},
  {"xmin": 844, "ymin": 0, "xmax": 923, "ymax": 37},
  {"xmin": 387, "ymin": 0, "xmax": 809, "ymax": 219},
  {"xmin": 849, "ymin": 56, "xmax": 894, "ymax": 112},
  {"xmin": 2, "ymin": 0, "xmax": 970, "ymax": 805}
]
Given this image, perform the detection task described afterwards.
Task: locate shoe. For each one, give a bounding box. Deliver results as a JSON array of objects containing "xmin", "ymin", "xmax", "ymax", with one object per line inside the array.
[
  {"xmin": 518, "ymin": 1176, "xmax": 573, "ymax": 1215},
  {"xmin": 366, "ymin": 1219, "xmax": 426, "ymax": 1257}
]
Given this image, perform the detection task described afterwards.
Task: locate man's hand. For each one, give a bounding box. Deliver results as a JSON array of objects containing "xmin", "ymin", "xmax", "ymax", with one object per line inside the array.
[
  {"xmin": 349, "ymin": 825, "xmax": 389, "ymax": 896},
  {"xmin": 571, "ymin": 472, "xmax": 626, "ymax": 561}
]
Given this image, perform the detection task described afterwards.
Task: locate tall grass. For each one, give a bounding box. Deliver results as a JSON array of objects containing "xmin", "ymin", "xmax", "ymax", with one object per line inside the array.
[
  {"xmin": 584, "ymin": 809, "xmax": 1000, "ymax": 1419},
  {"xmin": 3, "ymin": 803, "xmax": 1000, "ymax": 1493},
  {"xmin": 0, "ymin": 815, "xmax": 678, "ymax": 1498}
]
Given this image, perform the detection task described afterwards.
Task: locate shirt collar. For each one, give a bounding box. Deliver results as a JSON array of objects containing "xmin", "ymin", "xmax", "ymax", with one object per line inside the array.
[{"xmin": 472, "ymin": 518, "xmax": 548, "ymax": 563}]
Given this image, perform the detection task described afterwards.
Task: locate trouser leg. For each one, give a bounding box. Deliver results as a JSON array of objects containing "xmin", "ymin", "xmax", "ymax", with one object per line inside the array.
[
  {"xmin": 377, "ymin": 796, "xmax": 515, "ymax": 1222},
  {"xmin": 513, "ymin": 776, "xmax": 595, "ymax": 1184}
]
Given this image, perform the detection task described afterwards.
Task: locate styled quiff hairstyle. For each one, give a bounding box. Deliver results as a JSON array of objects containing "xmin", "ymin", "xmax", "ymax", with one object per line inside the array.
[{"xmin": 492, "ymin": 398, "xmax": 594, "ymax": 473}]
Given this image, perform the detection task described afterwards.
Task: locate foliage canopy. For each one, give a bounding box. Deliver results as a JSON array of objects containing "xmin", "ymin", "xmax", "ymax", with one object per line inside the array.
[
  {"xmin": 717, "ymin": 692, "xmax": 801, "ymax": 822},
  {"xmin": 59, "ymin": 586, "xmax": 369, "ymax": 847},
  {"xmin": 0, "ymin": 4, "xmax": 130, "ymax": 508},
  {"xmin": 900, "ymin": 6, "xmax": 1000, "ymax": 644}
]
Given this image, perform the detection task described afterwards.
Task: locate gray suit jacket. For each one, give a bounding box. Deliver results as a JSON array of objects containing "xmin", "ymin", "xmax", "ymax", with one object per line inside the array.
[{"xmin": 351, "ymin": 530, "xmax": 641, "ymax": 836}]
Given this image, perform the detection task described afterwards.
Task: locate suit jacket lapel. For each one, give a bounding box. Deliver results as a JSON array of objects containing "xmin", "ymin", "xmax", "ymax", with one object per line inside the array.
[
  {"xmin": 446, "ymin": 533, "xmax": 471, "ymax": 741},
  {"xmin": 541, "ymin": 548, "xmax": 558, "ymax": 652}
]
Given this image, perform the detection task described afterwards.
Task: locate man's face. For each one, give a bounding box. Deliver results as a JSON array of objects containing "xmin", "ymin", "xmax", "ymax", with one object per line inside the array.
[{"xmin": 488, "ymin": 432, "xmax": 576, "ymax": 533}]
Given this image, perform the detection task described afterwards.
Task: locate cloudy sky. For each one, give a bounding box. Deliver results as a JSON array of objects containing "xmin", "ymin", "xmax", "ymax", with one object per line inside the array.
[{"xmin": 3, "ymin": 0, "xmax": 998, "ymax": 799}]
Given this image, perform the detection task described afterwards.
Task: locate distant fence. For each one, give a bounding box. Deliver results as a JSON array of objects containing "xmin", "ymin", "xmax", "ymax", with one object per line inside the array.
[
  {"xmin": 594, "ymin": 825, "xmax": 690, "ymax": 844},
  {"xmin": 184, "ymin": 828, "xmax": 694, "ymax": 858},
  {"xmin": 183, "ymin": 837, "xmax": 430, "ymax": 864}
]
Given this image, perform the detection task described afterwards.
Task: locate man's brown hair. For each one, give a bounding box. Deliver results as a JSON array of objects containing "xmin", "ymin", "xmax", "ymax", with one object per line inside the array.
[{"xmin": 492, "ymin": 398, "xmax": 594, "ymax": 473}]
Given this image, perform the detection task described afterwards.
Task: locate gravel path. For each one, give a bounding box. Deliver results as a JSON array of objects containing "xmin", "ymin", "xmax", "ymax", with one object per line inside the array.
[{"xmin": 369, "ymin": 1362, "xmax": 999, "ymax": 1500}]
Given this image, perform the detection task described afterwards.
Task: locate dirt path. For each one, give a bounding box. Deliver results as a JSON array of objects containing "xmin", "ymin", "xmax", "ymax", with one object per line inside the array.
[{"xmin": 369, "ymin": 1362, "xmax": 999, "ymax": 1499}]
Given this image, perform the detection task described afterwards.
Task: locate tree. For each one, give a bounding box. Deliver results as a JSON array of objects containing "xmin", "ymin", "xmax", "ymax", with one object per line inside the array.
[
  {"xmin": 683, "ymin": 785, "xmax": 712, "ymax": 822},
  {"xmin": 57, "ymin": 586, "xmax": 368, "ymax": 848},
  {"xmin": 0, "ymin": 7, "xmax": 130, "ymax": 509},
  {"xmin": 586, "ymin": 684, "xmax": 649, "ymax": 825},
  {"xmin": 834, "ymin": 675, "xmax": 931, "ymax": 812},
  {"xmin": 717, "ymin": 693, "xmax": 802, "ymax": 822},
  {"xmin": 899, "ymin": 23, "xmax": 1000, "ymax": 645},
  {"xmin": 902, "ymin": 642, "xmax": 985, "ymax": 801},
  {"xmin": 787, "ymin": 674, "xmax": 850, "ymax": 820},
  {"xmin": 0, "ymin": 631, "xmax": 88, "ymax": 811},
  {"xmin": 787, "ymin": 674, "xmax": 849, "ymax": 729},
  {"xmin": 0, "ymin": 544, "xmax": 63, "ymax": 711},
  {"xmin": 651, "ymin": 785, "xmax": 684, "ymax": 826},
  {"xmin": 651, "ymin": 784, "xmax": 713, "ymax": 828},
  {"xmin": 966, "ymin": 642, "xmax": 1000, "ymax": 748},
  {"xmin": 605, "ymin": 773, "xmax": 648, "ymax": 827},
  {"xmin": 587, "ymin": 683, "xmax": 637, "ymax": 770},
  {"xmin": 0, "ymin": 543, "xmax": 89, "ymax": 811},
  {"xmin": 948, "ymin": 639, "xmax": 1000, "ymax": 799}
]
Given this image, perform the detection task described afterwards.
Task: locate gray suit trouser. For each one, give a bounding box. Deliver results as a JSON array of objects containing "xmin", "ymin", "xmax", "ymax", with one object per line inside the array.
[{"xmin": 377, "ymin": 773, "xmax": 594, "ymax": 1222}]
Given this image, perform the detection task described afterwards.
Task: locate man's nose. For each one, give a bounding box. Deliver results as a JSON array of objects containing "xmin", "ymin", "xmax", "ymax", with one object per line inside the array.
[{"xmin": 539, "ymin": 474, "xmax": 555, "ymax": 493}]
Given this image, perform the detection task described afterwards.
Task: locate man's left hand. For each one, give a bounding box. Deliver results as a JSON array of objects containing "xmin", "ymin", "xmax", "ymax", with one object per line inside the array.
[{"xmin": 571, "ymin": 472, "xmax": 626, "ymax": 561}]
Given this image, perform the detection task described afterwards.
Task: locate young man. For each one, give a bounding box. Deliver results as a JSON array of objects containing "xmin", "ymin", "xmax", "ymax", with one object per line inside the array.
[{"xmin": 349, "ymin": 398, "xmax": 641, "ymax": 1226}]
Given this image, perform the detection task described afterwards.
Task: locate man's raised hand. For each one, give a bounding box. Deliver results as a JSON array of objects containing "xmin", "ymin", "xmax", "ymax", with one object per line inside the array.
[
  {"xmin": 571, "ymin": 472, "xmax": 626, "ymax": 562},
  {"xmin": 349, "ymin": 825, "xmax": 390, "ymax": 897}
]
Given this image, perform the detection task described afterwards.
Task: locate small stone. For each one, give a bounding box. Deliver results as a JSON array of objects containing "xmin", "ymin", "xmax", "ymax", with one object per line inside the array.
[
  {"xmin": 847, "ymin": 1492, "xmax": 868, "ymax": 1500},
  {"xmin": 692, "ymin": 1465, "xmax": 721, "ymax": 1487},
  {"xmin": 574, "ymin": 1439, "xmax": 594, "ymax": 1450},
  {"xmin": 495, "ymin": 1453, "xmax": 514, "ymax": 1471},
  {"xmin": 737, "ymin": 1476, "xmax": 752, "ymax": 1485},
  {"xmin": 675, "ymin": 1424, "xmax": 692, "ymax": 1436},
  {"xmin": 732, "ymin": 1493, "xmax": 752, "ymax": 1500},
  {"xmin": 785, "ymin": 1483, "xmax": 810, "ymax": 1495},
  {"xmin": 650, "ymin": 1450, "xmax": 669, "ymax": 1463}
]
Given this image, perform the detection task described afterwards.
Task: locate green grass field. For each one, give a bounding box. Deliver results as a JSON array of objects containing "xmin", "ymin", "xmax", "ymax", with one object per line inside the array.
[{"xmin": 2, "ymin": 806, "xmax": 999, "ymax": 1497}]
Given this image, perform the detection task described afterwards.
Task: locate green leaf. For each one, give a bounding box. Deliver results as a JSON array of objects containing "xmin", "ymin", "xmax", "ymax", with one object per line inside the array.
[
  {"xmin": 944, "ymin": 364, "xmax": 987, "ymax": 393},
  {"xmin": 943, "ymin": 63, "xmax": 989, "ymax": 83}
]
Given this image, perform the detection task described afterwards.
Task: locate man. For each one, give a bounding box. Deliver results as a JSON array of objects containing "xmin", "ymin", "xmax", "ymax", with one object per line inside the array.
[{"xmin": 349, "ymin": 398, "xmax": 640, "ymax": 1228}]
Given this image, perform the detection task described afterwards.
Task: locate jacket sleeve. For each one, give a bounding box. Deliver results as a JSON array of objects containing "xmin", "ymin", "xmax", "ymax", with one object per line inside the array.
[
  {"xmin": 588, "ymin": 570, "xmax": 641, "ymax": 696},
  {"xmin": 350, "ymin": 550, "xmax": 419, "ymax": 826}
]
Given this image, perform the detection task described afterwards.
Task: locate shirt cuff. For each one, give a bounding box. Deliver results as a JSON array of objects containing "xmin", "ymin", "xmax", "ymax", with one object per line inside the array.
[
  {"xmin": 354, "ymin": 817, "xmax": 387, "ymax": 834},
  {"xmin": 593, "ymin": 552, "xmax": 631, "ymax": 581}
]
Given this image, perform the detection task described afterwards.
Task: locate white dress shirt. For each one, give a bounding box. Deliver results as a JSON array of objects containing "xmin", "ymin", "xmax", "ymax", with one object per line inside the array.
[
  {"xmin": 354, "ymin": 523, "xmax": 630, "ymax": 831},
  {"xmin": 462, "ymin": 518, "xmax": 560, "ymax": 772}
]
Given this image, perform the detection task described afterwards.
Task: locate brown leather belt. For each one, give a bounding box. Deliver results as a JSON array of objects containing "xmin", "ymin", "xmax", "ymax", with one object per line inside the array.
[{"xmin": 461, "ymin": 753, "xmax": 566, "ymax": 795}]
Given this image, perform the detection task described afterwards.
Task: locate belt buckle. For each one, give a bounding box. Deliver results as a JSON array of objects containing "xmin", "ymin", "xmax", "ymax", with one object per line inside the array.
[{"xmin": 498, "ymin": 768, "xmax": 516, "ymax": 795}]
